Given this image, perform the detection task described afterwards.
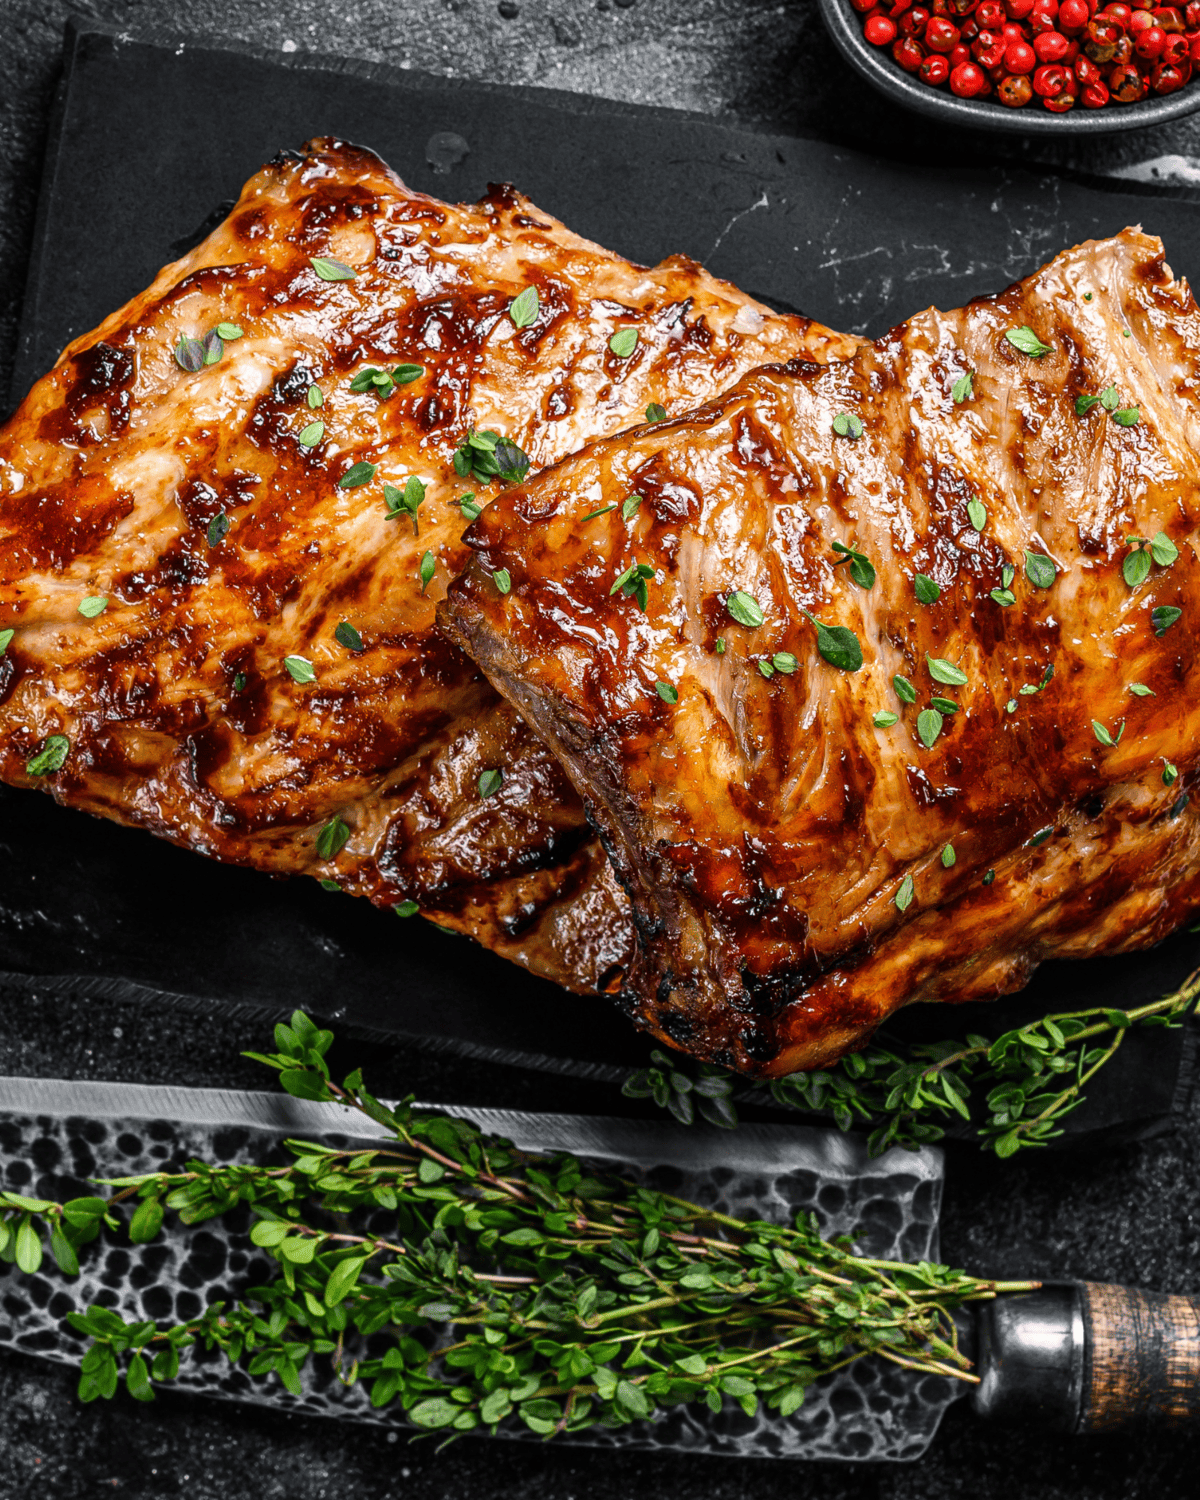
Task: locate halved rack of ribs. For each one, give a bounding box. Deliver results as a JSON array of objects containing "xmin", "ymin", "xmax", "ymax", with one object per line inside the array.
[
  {"xmin": 442, "ymin": 230, "xmax": 1200, "ymax": 1074},
  {"xmin": 0, "ymin": 138, "xmax": 859, "ymax": 996}
]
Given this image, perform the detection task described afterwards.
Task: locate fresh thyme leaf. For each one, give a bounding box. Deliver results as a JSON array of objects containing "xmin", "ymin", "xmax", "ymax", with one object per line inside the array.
[
  {"xmin": 914, "ymin": 574, "xmax": 940, "ymax": 605},
  {"xmin": 990, "ymin": 589, "xmax": 1016, "ymax": 607},
  {"xmin": 917, "ymin": 707, "xmax": 944, "ymax": 748},
  {"xmin": 395, "ymin": 899, "xmax": 419, "ymax": 917},
  {"xmin": 1100, "ymin": 386, "xmax": 1120, "ymax": 412},
  {"xmin": 895, "ymin": 872, "xmax": 914, "ymax": 912},
  {"xmin": 1150, "ymin": 531, "xmax": 1178, "ymax": 568},
  {"xmin": 941, "ymin": 844, "xmax": 956, "ymax": 868},
  {"xmin": 1006, "ymin": 699, "xmax": 1017, "ymax": 713},
  {"xmin": 758, "ymin": 660, "xmax": 775, "ymax": 678},
  {"xmin": 873, "ymin": 711, "xmax": 899, "ymax": 728},
  {"xmin": 1124, "ymin": 547, "xmax": 1151, "ymax": 588},
  {"xmin": 460, "ymin": 494, "xmax": 481, "ymax": 521},
  {"xmin": 609, "ymin": 328, "xmax": 639, "ymax": 358},
  {"xmin": 1005, "ymin": 326, "xmax": 1052, "ymax": 358},
  {"xmin": 893, "ymin": 674, "xmax": 917, "ymax": 704},
  {"xmin": 655, "ymin": 680, "xmax": 678, "ymax": 703},
  {"xmin": 26, "ymin": 735, "xmax": 69, "ymax": 777},
  {"xmin": 174, "ymin": 336, "xmax": 205, "ymax": 373},
  {"xmin": 284, "ymin": 655, "xmax": 316, "ymax": 684},
  {"xmin": 1024, "ymin": 552, "xmax": 1056, "ymax": 590},
  {"xmin": 298, "ymin": 420, "xmax": 324, "ymax": 447},
  {"xmin": 1002, "ymin": 565, "xmax": 1015, "ymax": 588},
  {"xmin": 1152, "ymin": 605, "xmax": 1182, "ymax": 636},
  {"xmin": 0, "ymin": 629, "xmax": 13, "ymax": 654},
  {"xmin": 493, "ymin": 440, "xmax": 530, "ymax": 484},
  {"xmin": 1091, "ymin": 719, "xmax": 1124, "ymax": 748},
  {"xmin": 1075, "ymin": 393, "xmax": 1101, "ymax": 416},
  {"xmin": 726, "ymin": 590, "xmax": 764, "ymax": 629},
  {"xmin": 310, "ymin": 256, "xmax": 356, "ymax": 281},
  {"xmin": 772, "ymin": 652, "xmax": 798, "ymax": 675},
  {"xmin": 320, "ymin": 880, "xmax": 341, "ymax": 892},
  {"xmin": 622, "ymin": 494, "xmax": 643, "ymax": 521},
  {"xmin": 216, "ymin": 322, "xmax": 243, "ymax": 341},
  {"xmin": 202, "ymin": 331, "xmax": 223, "ymax": 366},
  {"xmin": 930, "ymin": 696, "xmax": 958, "ymax": 714},
  {"xmin": 1163, "ymin": 760, "xmax": 1179, "ymax": 785},
  {"xmin": 419, "ymin": 551, "xmax": 436, "ymax": 594},
  {"xmin": 951, "ymin": 371, "xmax": 974, "ymax": 404},
  {"xmin": 926, "ymin": 654, "xmax": 968, "ymax": 687},
  {"xmin": 232, "ymin": 673, "xmax": 247, "ymax": 693},
  {"xmin": 207, "ymin": 513, "xmax": 230, "ymax": 548},
  {"xmin": 1029, "ymin": 826, "xmax": 1053, "ymax": 847},
  {"xmin": 1111, "ymin": 406, "xmax": 1140, "ymax": 427},
  {"xmin": 307, "ymin": 385, "xmax": 323, "ymax": 409},
  {"xmin": 801, "ymin": 611, "xmax": 863, "ymax": 672},
  {"xmin": 581, "ymin": 504, "xmax": 617, "ymax": 521},
  {"xmin": 715, "ymin": 637, "xmax": 726, "ymax": 655},
  {"xmin": 392, "ymin": 364, "xmax": 424, "ymax": 385},
  {"xmin": 77, "ymin": 595, "xmax": 107, "ymax": 619},
  {"xmin": 492, "ymin": 568, "xmax": 512, "ymax": 595},
  {"xmin": 385, "ymin": 476, "xmax": 427, "ymax": 532},
  {"xmin": 315, "ymin": 817, "xmax": 351, "ymax": 860},
  {"xmin": 349, "ymin": 368, "xmax": 392, "ymax": 394},
  {"xmin": 1128, "ymin": 682, "xmax": 1154, "ymax": 697},
  {"xmin": 478, "ymin": 768, "xmax": 504, "ymax": 799},
  {"xmin": 832, "ymin": 541, "xmax": 875, "ymax": 590},
  {"xmin": 982, "ymin": 868, "xmax": 995, "ymax": 885},
  {"xmin": 832, "ymin": 412, "xmax": 863, "ymax": 440},
  {"xmin": 611, "ymin": 561, "xmax": 655, "ymax": 611},
  {"xmin": 645, "ymin": 403, "xmax": 667, "ymax": 423},
  {"xmin": 334, "ymin": 621, "xmax": 363, "ymax": 652},
  {"xmin": 508, "ymin": 286, "xmax": 539, "ymax": 328},
  {"xmin": 967, "ymin": 497, "xmax": 986, "ymax": 532},
  {"xmin": 337, "ymin": 461, "xmax": 378, "ymax": 490}
]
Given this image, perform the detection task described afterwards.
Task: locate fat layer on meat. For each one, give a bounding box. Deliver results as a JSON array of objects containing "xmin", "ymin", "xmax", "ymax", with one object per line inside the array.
[
  {"xmin": 0, "ymin": 139, "xmax": 860, "ymax": 995},
  {"xmin": 443, "ymin": 229, "xmax": 1200, "ymax": 1073}
]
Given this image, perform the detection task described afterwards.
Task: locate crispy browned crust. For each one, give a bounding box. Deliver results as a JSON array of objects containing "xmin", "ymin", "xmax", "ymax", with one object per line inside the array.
[
  {"xmin": 443, "ymin": 229, "xmax": 1200, "ymax": 1072},
  {"xmin": 0, "ymin": 137, "xmax": 858, "ymax": 994}
]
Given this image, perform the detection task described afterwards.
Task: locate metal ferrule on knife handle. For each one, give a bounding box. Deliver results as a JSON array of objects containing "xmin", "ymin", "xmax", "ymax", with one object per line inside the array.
[{"xmin": 972, "ymin": 1284, "xmax": 1200, "ymax": 1431}]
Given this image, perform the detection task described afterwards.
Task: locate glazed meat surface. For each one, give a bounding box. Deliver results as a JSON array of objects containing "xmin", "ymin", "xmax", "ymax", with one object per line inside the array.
[
  {"xmin": 0, "ymin": 138, "xmax": 858, "ymax": 994},
  {"xmin": 443, "ymin": 230, "xmax": 1200, "ymax": 1074}
]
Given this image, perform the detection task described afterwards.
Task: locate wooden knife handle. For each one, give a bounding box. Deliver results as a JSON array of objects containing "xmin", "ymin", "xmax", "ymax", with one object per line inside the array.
[
  {"xmin": 1077, "ymin": 1282, "xmax": 1200, "ymax": 1431},
  {"xmin": 972, "ymin": 1282, "xmax": 1200, "ymax": 1431}
]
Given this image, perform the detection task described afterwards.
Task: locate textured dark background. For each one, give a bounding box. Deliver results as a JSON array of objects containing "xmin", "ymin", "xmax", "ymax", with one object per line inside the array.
[{"xmin": 2, "ymin": 3, "xmax": 1200, "ymax": 1496}]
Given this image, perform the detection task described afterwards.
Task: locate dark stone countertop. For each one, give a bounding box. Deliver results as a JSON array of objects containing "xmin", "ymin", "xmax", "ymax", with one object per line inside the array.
[{"xmin": 2, "ymin": 3, "xmax": 1199, "ymax": 1496}]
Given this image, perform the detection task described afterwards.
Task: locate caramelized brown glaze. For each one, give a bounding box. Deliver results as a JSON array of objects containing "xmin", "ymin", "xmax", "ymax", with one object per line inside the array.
[
  {"xmin": 443, "ymin": 230, "xmax": 1200, "ymax": 1072},
  {"xmin": 0, "ymin": 138, "xmax": 859, "ymax": 994}
]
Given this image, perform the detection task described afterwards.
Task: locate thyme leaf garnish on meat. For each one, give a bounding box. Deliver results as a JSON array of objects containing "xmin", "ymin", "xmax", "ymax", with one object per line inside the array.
[
  {"xmin": 831, "ymin": 412, "xmax": 863, "ymax": 440},
  {"xmin": 25, "ymin": 735, "xmax": 69, "ymax": 777},
  {"xmin": 207, "ymin": 513, "xmax": 230, "ymax": 548},
  {"xmin": 315, "ymin": 817, "xmax": 351, "ymax": 860},
  {"xmin": 926, "ymin": 655, "xmax": 968, "ymax": 687},
  {"xmin": 831, "ymin": 542, "xmax": 875, "ymax": 590},
  {"xmin": 493, "ymin": 569, "xmax": 511, "ymax": 595},
  {"xmin": 873, "ymin": 711, "xmax": 899, "ymax": 728},
  {"xmin": 1152, "ymin": 605, "xmax": 1182, "ymax": 636},
  {"xmin": 419, "ymin": 551, "xmax": 437, "ymax": 595},
  {"xmin": 655, "ymin": 680, "xmax": 678, "ymax": 703},
  {"xmin": 894, "ymin": 872, "xmax": 915, "ymax": 912},
  {"xmin": 0, "ymin": 629, "xmax": 13, "ymax": 654},
  {"xmin": 298, "ymin": 420, "xmax": 324, "ymax": 448},
  {"xmin": 1024, "ymin": 552, "xmax": 1057, "ymax": 589},
  {"xmin": 173, "ymin": 336, "xmax": 205, "ymax": 373},
  {"xmin": 334, "ymin": 622, "xmax": 363, "ymax": 652},
  {"xmin": 1018, "ymin": 663, "xmax": 1054, "ymax": 696},
  {"xmin": 309, "ymin": 256, "xmax": 357, "ymax": 281},
  {"xmin": 645, "ymin": 403, "xmax": 667, "ymax": 423},
  {"xmin": 966, "ymin": 497, "xmax": 986, "ymax": 532},
  {"xmin": 941, "ymin": 845, "xmax": 956, "ymax": 868},
  {"xmin": 916, "ymin": 708, "xmax": 944, "ymax": 749},
  {"xmin": 611, "ymin": 562, "xmax": 655, "ymax": 612},
  {"xmin": 337, "ymin": 461, "xmax": 378, "ymax": 490},
  {"xmin": 608, "ymin": 327, "xmax": 639, "ymax": 358},
  {"xmin": 385, "ymin": 477, "xmax": 427, "ymax": 534},
  {"xmin": 951, "ymin": 371, "xmax": 974, "ymax": 404},
  {"xmin": 453, "ymin": 430, "xmax": 530, "ymax": 487},
  {"xmin": 77, "ymin": 596, "xmax": 107, "ymax": 619},
  {"xmin": 216, "ymin": 323, "xmax": 243, "ymax": 342},
  {"xmin": 772, "ymin": 653, "xmax": 798, "ymax": 675},
  {"xmin": 581, "ymin": 504, "xmax": 616, "ymax": 521},
  {"xmin": 2, "ymin": 1013, "xmax": 1037, "ymax": 1432},
  {"xmin": 508, "ymin": 286, "xmax": 539, "ymax": 328},
  {"xmin": 460, "ymin": 494, "xmax": 481, "ymax": 521},
  {"xmin": 726, "ymin": 591, "xmax": 764, "ymax": 628},
  {"xmin": 349, "ymin": 364, "xmax": 424, "ymax": 399},
  {"xmin": 1091, "ymin": 719, "xmax": 1124, "ymax": 748},
  {"xmin": 1124, "ymin": 531, "xmax": 1177, "ymax": 587},
  {"xmin": 395, "ymin": 899, "xmax": 419, "ymax": 917},
  {"xmin": 1004, "ymin": 326, "xmax": 1052, "ymax": 358},
  {"xmin": 914, "ymin": 574, "xmax": 940, "ymax": 604},
  {"xmin": 628, "ymin": 973, "xmax": 1200, "ymax": 1160},
  {"xmin": 478, "ymin": 768, "xmax": 503, "ymax": 798},
  {"xmin": 799, "ymin": 612, "xmax": 863, "ymax": 672},
  {"xmin": 621, "ymin": 494, "xmax": 643, "ymax": 522},
  {"xmin": 284, "ymin": 655, "xmax": 316, "ymax": 684},
  {"xmin": 1163, "ymin": 760, "xmax": 1179, "ymax": 785},
  {"xmin": 1128, "ymin": 682, "xmax": 1154, "ymax": 697},
  {"xmin": 307, "ymin": 385, "xmax": 323, "ymax": 409},
  {"xmin": 893, "ymin": 674, "xmax": 917, "ymax": 704}
]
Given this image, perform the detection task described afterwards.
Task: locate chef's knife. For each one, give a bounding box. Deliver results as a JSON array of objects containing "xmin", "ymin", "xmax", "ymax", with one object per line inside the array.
[{"xmin": 0, "ymin": 1078, "xmax": 1195, "ymax": 1461}]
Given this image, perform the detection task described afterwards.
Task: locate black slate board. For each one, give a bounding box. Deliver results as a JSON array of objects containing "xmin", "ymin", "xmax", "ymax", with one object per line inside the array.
[{"xmin": 2, "ymin": 18, "xmax": 1197, "ymax": 1129}]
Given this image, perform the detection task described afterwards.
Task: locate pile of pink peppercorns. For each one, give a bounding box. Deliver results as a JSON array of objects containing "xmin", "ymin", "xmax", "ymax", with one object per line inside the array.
[{"xmin": 853, "ymin": 0, "xmax": 1200, "ymax": 112}]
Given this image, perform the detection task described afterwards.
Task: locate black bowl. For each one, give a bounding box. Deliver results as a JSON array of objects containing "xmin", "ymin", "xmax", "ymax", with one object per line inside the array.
[{"xmin": 818, "ymin": 0, "xmax": 1200, "ymax": 135}]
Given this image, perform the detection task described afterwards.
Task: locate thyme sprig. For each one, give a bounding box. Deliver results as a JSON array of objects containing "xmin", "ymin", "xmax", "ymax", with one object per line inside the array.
[
  {"xmin": 0, "ymin": 1014, "xmax": 1035, "ymax": 1436},
  {"xmin": 624, "ymin": 969, "xmax": 1200, "ymax": 1158}
]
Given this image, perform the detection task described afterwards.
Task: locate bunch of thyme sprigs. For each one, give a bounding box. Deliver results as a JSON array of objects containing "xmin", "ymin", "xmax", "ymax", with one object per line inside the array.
[
  {"xmin": 0, "ymin": 1012, "xmax": 1034, "ymax": 1438},
  {"xmin": 624, "ymin": 968, "xmax": 1200, "ymax": 1158}
]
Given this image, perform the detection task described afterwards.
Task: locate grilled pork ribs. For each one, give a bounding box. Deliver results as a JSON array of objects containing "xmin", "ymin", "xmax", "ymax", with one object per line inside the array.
[
  {"xmin": 443, "ymin": 231, "xmax": 1200, "ymax": 1074},
  {"xmin": 0, "ymin": 138, "xmax": 858, "ymax": 996}
]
